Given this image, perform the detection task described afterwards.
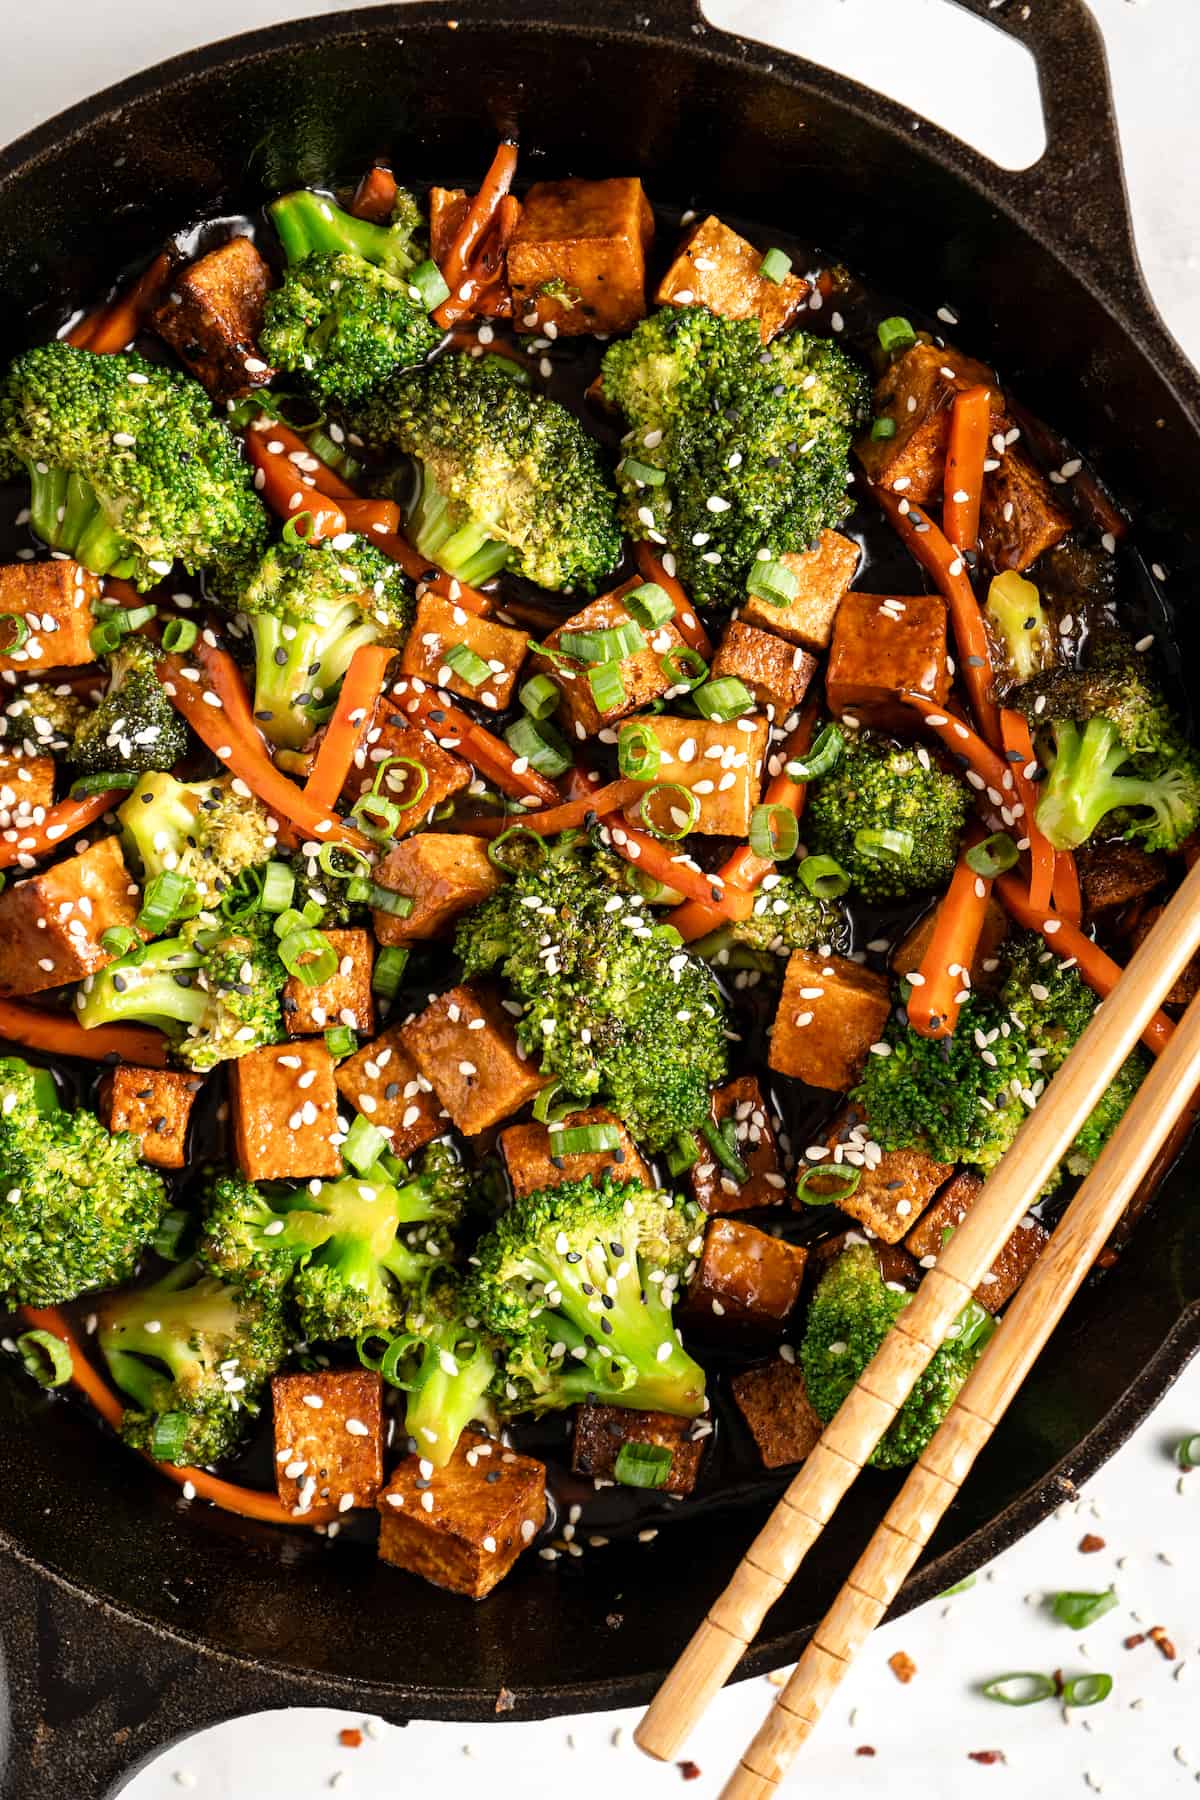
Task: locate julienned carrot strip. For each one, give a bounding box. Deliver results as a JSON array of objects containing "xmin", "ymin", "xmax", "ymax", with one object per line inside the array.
[
  {"xmin": 600, "ymin": 813, "xmax": 755, "ymax": 922},
  {"xmin": 876, "ymin": 487, "xmax": 1000, "ymax": 748},
  {"xmin": 350, "ymin": 165, "xmax": 398, "ymax": 224},
  {"xmin": 1052, "ymin": 850, "xmax": 1083, "ymax": 928},
  {"xmin": 1000, "ymin": 708, "xmax": 1054, "ymax": 914},
  {"xmin": 0, "ymin": 1000, "xmax": 168, "ymax": 1066},
  {"xmin": 244, "ymin": 430, "xmax": 348, "ymax": 538},
  {"xmin": 393, "ymin": 681, "xmax": 559, "ymax": 805},
  {"xmin": 995, "ymin": 873, "xmax": 1173, "ymax": 1057},
  {"xmin": 303, "ymin": 644, "xmax": 397, "ymax": 815},
  {"xmin": 367, "ymin": 530, "xmax": 494, "ymax": 617},
  {"xmin": 633, "ymin": 543, "xmax": 713, "ymax": 659},
  {"xmin": 901, "ymin": 690, "xmax": 1014, "ymax": 815},
  {"xmin": 434, "ymin": 194, "xmax": 521, "ymax": 328},
  {"xmin": 908, "ymin": 842, "xmax": 993, "ymax": 1040},
  {"xmin": 340, "ymin": 497, "xmax": 403, "ymax": 538},
  {"xmin": 65, "ymin": 251, "xmax": 172, "ymax": 353},
  {"xmin": 18, "ymin": 1308, "xmax": 331, "ymax": 1526},
  {"xmin": 241, "ymin": 415, "xmax": 358, "ymax": 499},
  {"xmin": 0, "ymin": 788, "xmax": 123, "ymax": 870},
  {"xmin": 433, "ymin": 141, "xmax": 519, "ymax": 326},
  {"xmin": 157, "ymin": 647, "xmax": 372, "ymax": 852},
  {"xmin": 943, "ymin": 384, "xmax": 992, "ymax": 552},
  {"xmin": 466, "ymin": 779, "xmax": 646, "ymax": 840}
]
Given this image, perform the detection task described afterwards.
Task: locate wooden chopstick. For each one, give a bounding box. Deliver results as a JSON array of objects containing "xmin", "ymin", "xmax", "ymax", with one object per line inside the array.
[
  {"xmin": 636, "ymin": 855, "xmax": 1200, "ymax": 1765},
  {"xmin": 725, "ymin": 966, "xmax": 1200, "ymax": 1799}
]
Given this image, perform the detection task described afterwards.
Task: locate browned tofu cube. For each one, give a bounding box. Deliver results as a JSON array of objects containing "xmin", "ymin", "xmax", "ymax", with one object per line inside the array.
[
  {"xmin": 1075, "ymin": 841, "xmax": 1164, "ymax": 918},
  {"xmin": 400, "ymin": 984, "xmax": 547, "ymax": 1136},
  {"xmin": 892, "ymin": 897, "xmax": 1009, "ymax": 988},
  {"xmin": 333, "ymin": 1026, "xmax": 446, "ymax": 1158},
  {"xmin": 739, "ymin": 529, "xmax": 861, "ymax": 651},
  {"xmin": 711, "ymin": 621, "xmax": 817, "ymax": 720},
  {"xmin": 0, "ymin": 836, "xmax": 139, "ymax": 998},
  {"xmin": 0, "ymin": 562, "xmax": 100, "ymax": 673},
  {"xmin": 620, "ymin": 714, "xmax": 769, "ymax": 837},
  {"xmin": 572, "ymin": 1402, "xmax": 705, "ymax": 1497},
  {"xmin": 731, "ymin": 1359, "xmax": 824, "ymax": 1469},
  {"xmin": 231, "ymin": 1042, "xmax": 342, "ymax": 1181},
  {"xmin": 273, "ymin": 1370, "xmax": 384, "ymax": 1515},
  {"xmin": 856, "ymin": 342, "xmax": 1002, "ymax": 502},
  {"xmin": 536, "ymin": 585, "xmax": 683, "ymax": 740},
  {"xmin": 768, "ymin": 949, "xmax": 891, "ymax": 1092},
  {"xmin": 904, "ymin": 1169, "xmax": 1049, "ymax": 1310},
  {"xmin": 500, "ymin": 1107, "xmax": 650, "ymax": 1200},
  {"xmin": 508, "ymin": 177, "xmax": 654, "ymax": 336},
  {"xmin": 98, "ymin": 1065, "xmax": 202, "ymax": 1169},
  {"xmin": 377, "ymin": 1429, "xmax": 546, "ymax": 1600},
  {"xmin": 0, "ymin": 752, "xmax": 55, "ymax": 818},
  {"xmin": 980, "ymin": 444, "xmax": 1072, "ymax": 574},
  {"xmin": 656, "ymin": 216, "xmax": 810, "ymax": 342},
  {"xmin": 429, "ymin": 187, "xmax": 470, "ymax": 265},
  {"xmin": 371, "ymin": 835, "xmax": 502, "ymax": 944},
  {"xmin": 683, "ymin": 1218, "xmax": 807, "ymax": 1338},
  {"xmin": 825, "ymin": 591, "xmax": 951, "ymax": 733},
  {"xmin": 151, "ymin": 237, "xmax": 274, "ymax": 400},
  {"xmin": 808, "ymin": 1227, "xmax": 920, "ymax": 1292},
  {"xmin": 399, "ymin": 593, "xmax": 528, "ymax": 713},
  {"xmin": 341, "ymin": 710, "xmax": 471, "ymax": 836},
  {"xmin": 814, "ymin": 1106, "xmax": 952, "ymax": 1243},
  {"xmin": 283, "ymin": 928, "xmax": 374, "ymax": 1036},
  {"xmin": 691, "ymin": 1076, "xmax": 786, "ymax": 1213}
]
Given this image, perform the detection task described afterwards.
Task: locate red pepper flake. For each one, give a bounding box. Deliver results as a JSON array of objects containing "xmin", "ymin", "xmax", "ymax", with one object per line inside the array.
[
  {"xmin": 888, "ymin": 1650, "xmax": 917, "ymax": 1684},
  {"xmin": 494, "ymin": 1687, "xmax": 515, "ymax": 1715},
  {"xmin": 856, "ymin": 1746, "xmax": 878, "ymax": 1757},
  {"xmin": 1095, "ymin": 1248, "xmax": 1119, "ymax": 1269},
  {"xmin": 338, "ymin": 1729, "xmax": 363, "ymax": 1749},
  {"xmin": 677, "ymin": 1761, "xmax": 702, "ymax": 1782},
  {"xmin": 1149, "ymin": 1625, "xmax": 1178, "ymax": 1660},
  {"xmin": 1052, "ymin": 1670, "xmax": 1065, "ymax": 1696},
  {"xmin": 1124, "ymin": 1633, "xmax": 1147, "ymax": 1651},
  {"xmin": 1078, "ymin": 1533, "xmax": 1106, "ymax": 1554},
  {"xmin": 968, "ymin": 1751, "xmax": 1007, "ymax": 1766}
]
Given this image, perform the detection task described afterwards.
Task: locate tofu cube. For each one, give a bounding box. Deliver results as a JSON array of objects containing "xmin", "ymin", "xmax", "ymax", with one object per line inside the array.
[
  {"xmin": 371, "ymin": 834, "xmax": 502, "ymax": 944},
  {"xmin": 1075, "ymin": 841, "xmax": 1164, "ymax": 918},
  {"xmin": 683, "ymin": 1218, "xmax": 807, "ymax": 1339},
  {"xmin": 508, "ymin": 177, "xmax": 655, "ymax": 336},
  {"xmin": 856, "ymin": 342, "xmax": 1002, "ymax": 502},
  {"xmin": 768, "ymin": 949, "xmax": 891, "ymax": 1092},
  {"xmin": 656, "ymin": 216, "xmax": 810, "ymax": 342},
  {"xmin": 273, "ymin": 1370, "xmax": 384, "ymax": 1515},
  {"xmin": 0, "ymin": 836, "xmax": 139, "ymax": 998},
  {"xmin": 1133, "ymin": 903, "xmax": 1200, "ymax": 1008},
  {"xmin": 0, "ymin": 752, "xmax": 56, "ymax": 818},
  {"xmin": 905, "ymin": 1169, "xmax": 1048, "ymax": 1310},
  {"xmin": 980, "ymin": 444, "xmax": 1072, "ymax": 574},
  {"xmin": 400, "ymin": 983, "xmax": 548, "ymax": 1136},
  {"xmin": 537, "ymin": 586, "xmax": 683, "ymax": 740},
  {"xmin": 691, "ymin": 1076, "xmax": 786, "ymax": 1214},
  {"xmin": 500, "ymin": 1107, "xmax": 650, "ymax": 1200},
  {"xmin": 151, "ymin": 236, "xmax": 275, "ymax": 400},
  {"xmin": 825, "ymin": 590, "xmax": 951, "ymax": 733},
  {"xmin": 0, "ymin": 562, "xmax": 100, "ymax": 673},
  {"xmin": 818, "ymin": 1106, "xmax": 952, "ymax": 1243},
  {"xmin": 377, "ymin": 1429, "xmax": 546, "ymax": 1600},
  {"xmin": 333, "ymin": 1026, "xmax": 447, "ymax": 1159},
  {"xmin": 739, "ymin": 529, "xmax": 861, "ymax": 651},
  {"xmin": 231, "ymin": 1042, "xmax": 342, "ymax": 1181},
  {"xmin": 341, "ymin": 710, "xmax": 471, "ymax": 835},
  {"xmin": 621, "ymin": 713, "xmax": 769, "ymax": 837},
  {"xmin": 710, "ymin": 621, "xmax": 817, "ymax": 720},
  {"xmin": 399, "ymin": 593, "xmax": 528, "ymax": 713},
  {"xmin": 572, "ymin": 1402, "xmax": 706, "ymax": 1497},
  {"xmin": 429, "ymin": 188, "xmax": 470, "ymax": 265},
  {"xmin": 283, "ymin": 928, "xmax": 374, "ymax": 1036},
  {"xmin": 731, "ymin": 1360, "xmax": 824, "ymax": 1469},
  {"xmin": 98, "ymin": 1065, "xmax": 202, "ymax": 1169},
  {"xmin": 892, "ymin": 897, "xmax": 1008, "ymax": 988}
]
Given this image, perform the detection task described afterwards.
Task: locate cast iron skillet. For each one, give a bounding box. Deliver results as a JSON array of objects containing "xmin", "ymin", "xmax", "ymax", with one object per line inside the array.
[{"xmin": 1, "ymin": 2, "xmax": 1199, "ymax": 1793}]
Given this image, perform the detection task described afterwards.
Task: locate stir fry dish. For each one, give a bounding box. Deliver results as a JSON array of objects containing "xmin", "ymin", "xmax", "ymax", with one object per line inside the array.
[{"xmin": 0, "ymin": 143, "xmax": 1192, "ymax": 1600}]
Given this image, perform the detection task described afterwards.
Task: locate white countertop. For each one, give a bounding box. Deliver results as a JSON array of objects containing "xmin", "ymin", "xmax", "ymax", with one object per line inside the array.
[{"xmin": 2, "ymin": 2, "xmax": 1197, "ymax": 1794}]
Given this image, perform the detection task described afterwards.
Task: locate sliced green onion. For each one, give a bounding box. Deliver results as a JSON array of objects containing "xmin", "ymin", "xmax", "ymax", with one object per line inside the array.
[
  {"xmin": 619, "ymin": 721, "xmax": 662, "ymax": 781},
  {"xmin": 621, "ymin": 457, "xmax": 666, "ymax": 487},
  {"xmin": 444, "ymin": 642, "xmax": 492, "ymax": 688},
  {"xmin": 350, "ymin": 792, "xmax": 403, "ymax": 842},
  {"xmin": 560, "ymin": 621, "xmax": 645, "ymax": 664},
  {"xmin": 99, "ymin": 925, "xmax": 144, "ymax": 961},
  {"xmin": 552, "ymin": 1122, "xmax": 622, "ymax": 1155},
  {"xmin": 613, "ymin": 1440, "xmax": 673, "ymax": 1489},
  {"xmin": 855, "ymin": 826, "xmax": 915, "ymax": 862},
  {"xmin": 519, "ymin": 674, "xmax": 560, "ymax": 720},
  {"xmin": 871, "ymin": 416, "xmax": 897, "ymax": 441},
  {"xmin": 0, "ymin": 614, "xmax": 29, "ymax": 652},
  {"xmin": 366, "ymin": 884, "xmax": 414, "ymax": 918},
  {"xmin": 746, "ymin": 558, "xmax": 800, "ymax": 607},
  {"xmin": 795, "ymin": 1165, "xmax": 862, "ymax": 1206},
  {"xmin": 504, "ymin": 714, "xmax": 573, "ymax": 778},
  {"xmin": 273, "ymin": 901, "xmax": 323, "ymax": 937},
  {"xmin": 151, "ymin": 1207, "xmax": 192, "ymax": 1261},
  {"xmin": 281, "ymin": 510, "xmax": 316, "ymax": 545},
  {"xmin": 70, "ymin": 770, "xmax": 139, "ymax": 799},
  {"xmin": 758, "ymin": 248, "xmax": 793, "ymax": 284},
  {"xmin": 749, "ymin": 804, "xmax": 799, "ymax": 862},
  {"xmin": 410, "ymin": 258, "xmax": 452, "ymax": 311},
  {"xmin": 945, "ymin": 1298, "xmax": 995, "ymax": 1352},
  {"xmin": 938, "ymin": 1572, "xmax": 977, "ymax": 1598},
  {"xmin": 966, "ymin": 832, "xmax": 1019, "ymax": 878},
  {"xmin": 533, "ymin": 1081, "xmax": 581, "ymax": 1126},
  {"xmin": 786, "ymin": 723, "xmax": 844, "ymax": 783},
  {"xmin": 260, "ymin": 861, "xmax": 296, "ymax": 914},
  {"xmin": 16, "ymin": 1328, "xmax": 72, "ymax": 1389},
  {"xmin": 666, "ymin": 1133, "xmax": 700, "ymax": 1176},
  {"xmin": 661, "ymin": 645, "xmax": 709, "ymax": 690},
  {"xmin": 90, "ymin": 620, "xmax": 127, "ymax": 656},
  {"xmin": 636, "ymin": 783, "xmax": 700, "ymax": 840},
  {"xmin": 373, "ymin": 755, "xmax": 430, "ymax": 811},
  {"xmin": 1062, "ymin": 1674, "xmax": 1113, "ymax": 1709},
  {"xmin": 487, "ymin": 826, "xmax": 549, "ymax": 873},
  {"xmin": 878, "ymin": 315, "xmax": 917, "ymax": 354},
  {"xmin": 373, "ymin": 946, "xmax": 410, "ymax": 1000},
  {"xmin": 161, "ymin": 617, "xmax": 199, "ymax": 652},
  {"xmin": 278, "ymin": 926, "xmax": 338, "ymax": 986},
  {"xmin": 325, "ymin": 1024, "xmax": 357, "ymax": 1060},
  {"xmin": 694, "ymin": 677, "xmax": 754, "ymax": 721},
  {"xmin": 981, "ymin": 1672, "xmax": 1056, "ymax": 1707},
  {"xmin": 343, "ymin": 1112, "xmax": 389, "ymax": 1174},
  {"xmin": 148, "ymin": 1411, "xmax": 189, "ymax": 1463},
  {"xmin": 1175, "ymin": 1433, "xmax": 1200, "ymax": 1470},
  {"xmin": 623, "ymin": 582, "xmax": 674, "ymax": 628},
  {"xmin": 587, "ymin": 663, "xmax": 626, "ymax": 713},
  {"xmin": 797, "ymin": 855, "xmax": 849, "ymax": 899},
  {"xmin": 318, "ymin": 842, "xmax": 371, "ymax": 881},
  {"xmin": 137, "ymin": 870, "xmax": 194, "ymax": 934},
  {"xmin": 1051, "ymin": 1589, "xmax": 1118, "ymax": 1630},
  {"xmin": 700, "ymin": 1116, "xmax": 749, "ymax": 1185}
]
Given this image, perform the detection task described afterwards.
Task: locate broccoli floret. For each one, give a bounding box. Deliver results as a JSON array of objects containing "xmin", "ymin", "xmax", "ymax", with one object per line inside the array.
[
  {"xmin": 804, "ymin": 730, "xmax": 969, "ymax": 902},
  {"xmin": 454, "ymin": 838, "xmax": 728, "ymax": 1150},
  {"xmin": 691, "ymin": 871, "xmax": 844, "ymax": 963},
  {"xmin": 285, "ymin": 842, "xmax": 370, "ymax": 930},
  {"xmin": 380, "ymin": 1265, "xmax": 499, "ymax": 1467},
  {"xmin": 349, "ymin": 353, "xmax": 622, "ymax": 593},
  {"xmin": 99, "ymin": 1259, "xmax": 289, "ymax": 1466},
  {"xmin": 76, "ymin": 912, "xmax": 286, "ymax": 1072},
  {"xmin": 0, "ymin": 344, "xmax": 268, "ymax": 589},
  {"xmin": 600, "ymin": 306, "xmax": 870, "ymax": 609},
  {"xmin": 801, "ymin": 1245, "xmax": 992, "ymax": 1469},
  {"xmin": 261, "ymin": 254, "xmax": 438, "ymax": 409},
  {"xmin": 118, "ymin": 771, "xmax": 277, "ymax": 915},
  {"xmin": 220, "ymin": 534, "xmax": 412, "ymax": 749},
  {"xmin": 468, "ymin": 1173, "xmax": 707, "ymax": 1420},
  {"xmin": 1, "ymin": 682, "xmax": 90, "ymax": 757},
  {"xmin": 68, "ymin": 634, "xmax": 188, "ymax": 778},
  {"xmin": 268, "ymin": 187, "xmax": 426, "ymax": 276},
  {"xmin": 0, "ymin": 1079, "xmax": 168, "ymax": 1305},
  {"xmin": 1014, "ymin": 633, "xmax": 1200, "ymax": 852}
]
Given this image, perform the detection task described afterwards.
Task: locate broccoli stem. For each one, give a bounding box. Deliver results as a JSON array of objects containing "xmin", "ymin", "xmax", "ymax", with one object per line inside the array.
[
  {"xmin": 246, "ymin": 605, "xmax": 382, "ymax": 749},
  {"xmin": 1037, "ymin": 717, "xmax": 1136, "ymax": 850},
  {"xmin": 102, "ymin": 1263, "xmax": 241, "ymax": 1399},
  {"xmin": 25, "ymin": 461, "xmax": 136, "ymax": 576},
  {"xmin": 403, "ymin": 1324, "xmax": 497, "ymax": 1467},
  {"xmin": 407, "ymin": 463, "xmax": 511, "ymax": 586},
  {"xmin": 269, "ymin": 190, "xmax": 411, "ymax": 271},
  {"xmin": 77, "ymin": 940, "xmax": 206, "ymax": 1035},
  {"xmin": 540, "ymin": 1250, "xmax": 706, "ymax": 1417}
]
